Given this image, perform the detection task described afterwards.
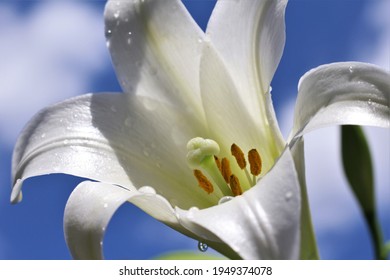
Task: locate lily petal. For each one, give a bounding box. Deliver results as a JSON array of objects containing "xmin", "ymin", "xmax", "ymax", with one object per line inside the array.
[
  {"xmin": 64, "ymin": 181, "xmax": 179, "ymax": 259},
  {"xmin": 200, "ymin": 42, "xmax": 284, "ymax": 175},
  {"xmin": 290, "ymin": 62, "xmax": 390, "ymax": 141},
  {"xmin": 177, "ymin": 148, "xmax": 301, "ymax": 260},
  {"xmin": 12, "ymin": 93, "xmax": 214, "ymax": 209},
  {"xmin": 105, "ymin": 0, "xmax": 205, "ymax": 117},
  {"xmin": 206, "ymin": 0, "xmax": 288, "ymax": 124}
]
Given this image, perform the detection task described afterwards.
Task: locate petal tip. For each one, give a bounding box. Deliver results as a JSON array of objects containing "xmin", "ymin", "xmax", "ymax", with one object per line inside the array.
[{"xmin": 11, "ymin": 179, "xmax": 23, "ymax": 204}]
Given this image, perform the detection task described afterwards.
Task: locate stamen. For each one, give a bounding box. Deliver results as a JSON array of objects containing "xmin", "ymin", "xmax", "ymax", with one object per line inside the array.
[
  {"xmin": 229, "ymin": 174, "xmax": 243, "ymax": 196},
  {"xmin": 231, "ymin": 143, "xmax": 246, "ymax": 169},
  {"xmin": 248, "ymin": 149, "xmax": 262, "ymax": 176},
  {"xmin": 221, "ymin": 158, "xmax": 232, "ymax": 183},
  {"xmin": 193, "ymin": 170, "xmax": 214, "ymax": 194},
  {"xmin": 214, "ymin": 156, "xmax": 221, "ymax": 172}
]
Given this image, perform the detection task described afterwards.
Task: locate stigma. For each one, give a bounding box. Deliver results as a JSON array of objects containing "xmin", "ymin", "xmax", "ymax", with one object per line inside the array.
[{"xmin": 186, "ymin": 137, "xmax": 262, "ymax": 198}]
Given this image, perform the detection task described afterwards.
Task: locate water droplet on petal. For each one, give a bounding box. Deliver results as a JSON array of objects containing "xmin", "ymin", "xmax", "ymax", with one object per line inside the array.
[
  {"xmin": 189, "ymin": 206, "xmax": 199, "ymax": 212},
  {"xmin": 139, "ymin": 186, "xmax": 156, "ymax": 194},
  {"xmin": 218, "ymin": 196, "xmax": 234, "ymax": 204},
  {"xmin": 349, "ymin": 66, "xmax": 354, "ymax": 73},
  {"xmin": 41, "ymin": 133, "xmax": 46, "ymax": 138},
  {"xmin": 103, "ymin": 203, "xmax": 108, "ymax": 208},
  {"xmin": 368, "ymin": 98, "xmax": 372, "ymax": 105},
  {"xmin": 198, "ymin": 241, "xmax": 208, "ymax": 252},
  {"xmin": 285, "ymin": 191, "xmax": 293, "ymax": 201},
  {"xmin": 63, "ymin": 139, "xmax": 69, "ymax": 145}
]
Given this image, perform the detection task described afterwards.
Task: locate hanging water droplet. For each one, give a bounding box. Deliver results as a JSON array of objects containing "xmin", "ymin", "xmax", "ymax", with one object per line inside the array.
[
  {"xmin": 198, "ymin": 241, "xmax": 208, "ymax": 252},
  {"xmin": 218, "ymin": 196, "xmax": 234, "ymax": 204},
  {"xmin": 189, "ymin": 206, "xmax": 199, "ymax": 212},
  {"xmin": 269, "ymin": 85, "xmax": 273, "ymax": 93},
  {"xmin": 106, "ymin": 29, "xmax": 112, "ymax": 37}
]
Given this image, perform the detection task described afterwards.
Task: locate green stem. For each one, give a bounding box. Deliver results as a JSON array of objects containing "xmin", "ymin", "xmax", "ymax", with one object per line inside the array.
[{"xmin": 364, "ymin": 210, "xmax": 387, "ymax": 260}]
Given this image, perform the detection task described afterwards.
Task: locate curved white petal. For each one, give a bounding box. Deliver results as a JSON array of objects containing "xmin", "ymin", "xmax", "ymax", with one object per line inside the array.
[
  {"xmin": 206, "ymin": 0, "xmax": 288, "ymax": 125},
  {"xmin": 105, "ymin": 0, "xmax": 205, "ymax": 117},
  {"xmin": 64, "ymin": 181, "xmax": 179, "ymax": 259},
  {"xmin": 290, "ymin": 62, "xmax": 390, "ymax": 141},
  {"xmin": 177, "ymin": 148, "xmax": 301, "ymax": 260},
  {"xmin": 12, "ymin": 93, "xmax": 214, "ymax": 209},
  {"xmin": 200, "ymin": 43, "xmax": 284, "ymax": 176}
]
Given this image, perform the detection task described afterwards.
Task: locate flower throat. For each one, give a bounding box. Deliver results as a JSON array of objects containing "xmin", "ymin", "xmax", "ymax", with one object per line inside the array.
[{"xmin": 186, "ymin": 137, "xmax": 262, "ymax": 197}]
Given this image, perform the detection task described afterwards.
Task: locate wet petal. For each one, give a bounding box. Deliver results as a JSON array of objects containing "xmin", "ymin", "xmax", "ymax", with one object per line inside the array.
[
  {"xmin": 177, "ymin": 148, "xmax": 301, "ymax": 260},
  {"xmin": 64, "ymin": 181, "xmax": 179, "ymax": 259},
  {"xmin": 12, "ymin": 93, "xmax": 214, "ymax": 209},
  {"xmin": 290, "ymin": 62, "xmax": 390, "ymax": 141},
  {"xmin": 105, "ymin": 0, "xmax": 205, "ymax": 117}
]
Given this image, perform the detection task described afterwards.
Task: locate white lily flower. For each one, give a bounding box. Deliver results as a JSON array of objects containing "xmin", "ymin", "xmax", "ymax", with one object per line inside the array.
[{"xmin": 11, "ymin": 0, "xmax": 389, "ymax": 260}]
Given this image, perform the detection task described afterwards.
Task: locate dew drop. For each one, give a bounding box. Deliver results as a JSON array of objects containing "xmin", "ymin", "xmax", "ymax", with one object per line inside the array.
[
  {"xmin": 139, "ymin": 186, "xmax": 156, "ymax": 194},
  {"xmin": 41, "ymin": 133, "xmax": 46, "ymax": 138},
  {"xmin": 63, "ymin": 139, "xmax": 69, "ymax": 145},
  {"xmin": 114, "ymin": 11, "xmax": 120, "ymax": 18},
  {"xmin": 143, "ymin": 149, "xmax": 150, "ymax": 157},
  {"xmin": 127, "ymin": 38, "xmax": 132, "ymax": 45},
  {"xmin": 103, "ymin": 203, "xmax": 108, "ymax": 208},
  {"xmin": 349, "ymin": 66, "xmax": 354, "ymax": 73},
  {"xmin": 367, "ymin": 98, "xmax": 372, "ymax": 105},
  {"xmin": 198, "ymin": 241, "xmax": 208, "ymax": 252},
  {"xmin": 110, "ymin": 105, "xmax": 117, "ymax": 113},
  {"xmin": 189, "ymin": 206, "xmax": 199, "ymax": 212},
  {"xmin": 197, "ymin": 38, "xmax": 203, "ymax": 44},
  {"xmin": 285, "ymin": 191, "xmax": 293, "ymax": 201},
  {"xmin": 218, "ymin": 196, "xmax": 234, "ymax": 204}
]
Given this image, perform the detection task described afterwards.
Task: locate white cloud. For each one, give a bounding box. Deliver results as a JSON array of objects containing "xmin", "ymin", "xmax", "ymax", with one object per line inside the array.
[
  {"xmin": 355, "ymin": 0, "xmax": 390, "ymax": 70},
  {"xmin": 0, "ymin": 1, "xmax": 109, "ymax": 147}
]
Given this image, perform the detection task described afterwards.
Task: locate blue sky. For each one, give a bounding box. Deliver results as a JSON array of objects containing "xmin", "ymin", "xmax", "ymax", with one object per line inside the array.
[{"xmin": 0, "ymin": 0, "xmax": 389, "ymax": 260}]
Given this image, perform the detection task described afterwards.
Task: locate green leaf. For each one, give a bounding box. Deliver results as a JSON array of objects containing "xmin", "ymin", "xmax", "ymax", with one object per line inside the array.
[
  {"xmin": 341, "ymin": 125, "xmax": 387, "ymax": 259},
  {"xmin": 341, "ymin": 125, "xmax": 374, "ymax": 213},
  {"xmin": 154, "ymin": 251, "xmax": 227, "ymax": 260}
]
